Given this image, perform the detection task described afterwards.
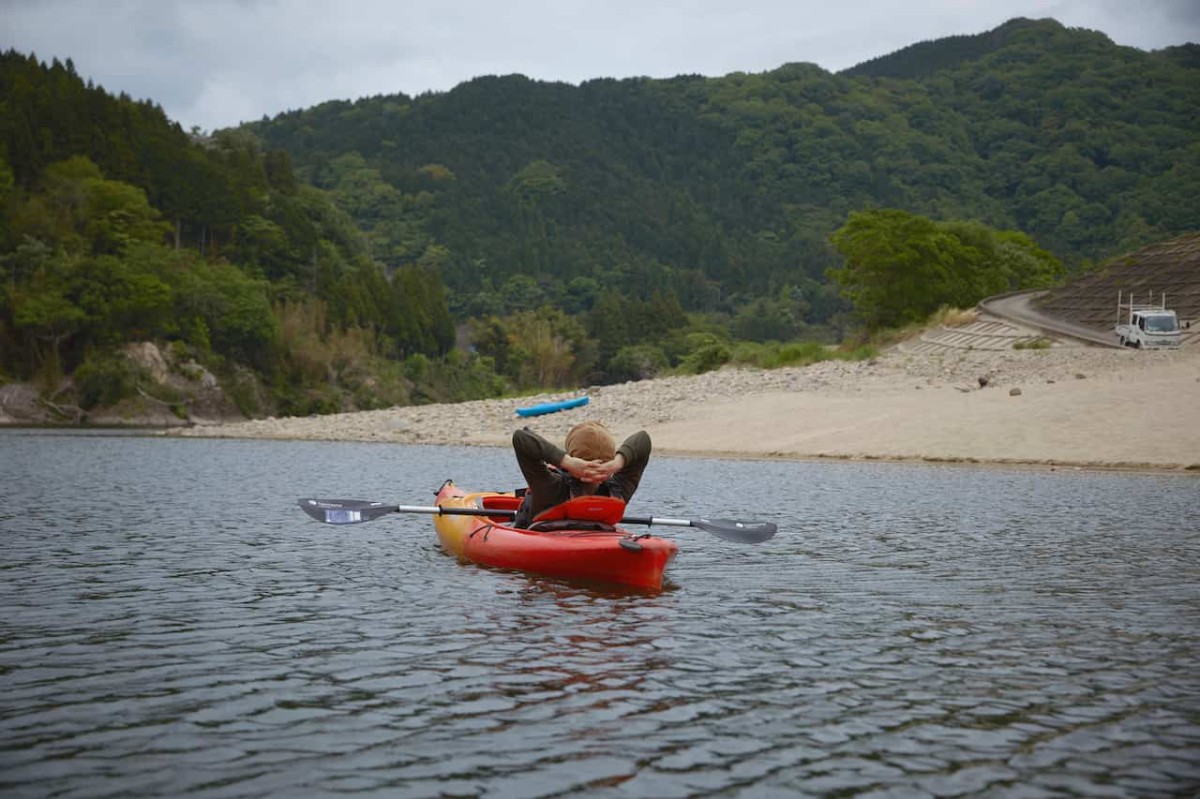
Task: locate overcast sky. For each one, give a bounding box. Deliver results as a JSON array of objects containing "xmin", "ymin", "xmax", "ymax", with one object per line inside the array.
[{"xmin": 3, "ymin": 0, "xmax": 1198, "ymax": 132}]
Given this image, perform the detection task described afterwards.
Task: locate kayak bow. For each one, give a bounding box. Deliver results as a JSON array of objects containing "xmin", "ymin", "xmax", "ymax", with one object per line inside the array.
[{"xmin": 432, "ymin": 480, "xmax": 677, "ymax": 590}]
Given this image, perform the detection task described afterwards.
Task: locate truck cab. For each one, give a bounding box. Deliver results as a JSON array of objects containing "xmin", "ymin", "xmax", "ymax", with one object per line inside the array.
[{"xmin": 1114, "ymin": 292, "xmax": 1184, "ymax": 349}]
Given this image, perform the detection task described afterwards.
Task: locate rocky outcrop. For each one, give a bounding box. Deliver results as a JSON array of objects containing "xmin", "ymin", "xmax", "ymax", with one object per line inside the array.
[
  {"xmin": 0, "ymin": 383, "xmax": 53, "ymax": 425},
  {"xmin": 0, "ymin": 342, "xmax": 245, "ymax": 427}
]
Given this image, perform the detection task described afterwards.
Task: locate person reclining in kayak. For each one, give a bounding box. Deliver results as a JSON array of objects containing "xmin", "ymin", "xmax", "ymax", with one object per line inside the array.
[{"xmin": 511, "ymin": 422, "xmax": 652, "ymax": 528}]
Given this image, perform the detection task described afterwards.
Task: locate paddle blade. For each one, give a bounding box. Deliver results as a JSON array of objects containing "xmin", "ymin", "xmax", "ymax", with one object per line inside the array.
[
  {"xmin": 298, "ymin": 498, "xmax": 398, "ymax": 525},
  {"xmin": 693, "ymin": 517, "xmax": 777, "ymax": 544}
]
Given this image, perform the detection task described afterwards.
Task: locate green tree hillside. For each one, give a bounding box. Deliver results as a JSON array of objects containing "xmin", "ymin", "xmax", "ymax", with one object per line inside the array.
[
  {"xmin": 829, "ymin": 209, "xmax": 1063, "ymax": 329},
  {"xmin": 842, "ymin": 16, "xmax": 1073, "ymax": 80},
  {"xmin": 0, "ymin": 51, "xmax": 462, "ymax": 420},
  {"xmin": 3, "ymin": 16, "xmax": 1198, "ymax": 422},
  {"xmin": 247, "ymin": 16, "xmax": 1198, "ymax": 324}
]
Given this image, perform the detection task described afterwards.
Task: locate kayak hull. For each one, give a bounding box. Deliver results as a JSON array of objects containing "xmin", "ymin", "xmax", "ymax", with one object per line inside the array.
[
  {"xmin": 515, "ymin": 395, "xmax": 589, "ymax": 417},
  {"xmin": 433, "ymin": 481, "xmax": 677, "ymax": 590}
]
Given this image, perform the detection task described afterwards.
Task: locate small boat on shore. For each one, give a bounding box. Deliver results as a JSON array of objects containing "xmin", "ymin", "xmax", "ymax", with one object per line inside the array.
[
  {"xmin": 432, "ymin": 480, "xmax": 678, "ymax": 590},
  {"xmin": 515, "ymin": 395, "xmax": 589, "ymax": 417}
]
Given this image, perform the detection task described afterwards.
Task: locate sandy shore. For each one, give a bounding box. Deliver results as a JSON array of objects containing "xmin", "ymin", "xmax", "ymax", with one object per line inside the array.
[{"xmin": 169, "ymin": 342, "xmax": 1200, "ymax": 473}]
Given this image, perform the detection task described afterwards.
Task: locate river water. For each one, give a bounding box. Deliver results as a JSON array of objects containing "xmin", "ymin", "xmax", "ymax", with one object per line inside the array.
[{"xmin": 1, "ymin": 430, "xmax": 1198, "ymax": 798}]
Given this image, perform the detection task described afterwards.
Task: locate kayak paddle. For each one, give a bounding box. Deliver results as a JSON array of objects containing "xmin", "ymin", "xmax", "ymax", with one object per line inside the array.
[{"xmin": 297, "ymin": 498, "xmax": 776, "ymax": 544}]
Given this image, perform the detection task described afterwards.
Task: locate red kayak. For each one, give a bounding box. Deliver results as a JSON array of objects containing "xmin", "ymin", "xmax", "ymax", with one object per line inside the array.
[{"xmin": 432, "ymin": 480, "xmax": 678, "ymax": 590}]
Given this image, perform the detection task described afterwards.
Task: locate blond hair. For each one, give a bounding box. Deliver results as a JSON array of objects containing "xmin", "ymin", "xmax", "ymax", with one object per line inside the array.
[{"xmin": 564, "ymin": 420, "xmax": 616, "ymax": 462}]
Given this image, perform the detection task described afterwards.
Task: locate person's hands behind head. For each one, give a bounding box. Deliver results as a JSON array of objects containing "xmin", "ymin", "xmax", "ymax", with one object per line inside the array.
[
  {"xmin": 560, "ymin": 454, "xmax": 593, "ymax": 481},
  {"xmin": 561, "ymin": 455, "xmax": 618, "ymax": 484},
  {"xmin": 577, "ymin": 460, "xmax": 608, "ymax": 484},
  {"xmin": 580, "ymin": 454, "xmax": 624, "ymax": 484}
]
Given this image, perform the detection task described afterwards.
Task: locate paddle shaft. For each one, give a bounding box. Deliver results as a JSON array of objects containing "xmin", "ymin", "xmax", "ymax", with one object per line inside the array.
[
  {"xmin": 399, "ymin": 504, "xmax": 515, "ymax": 517},
  {"xmin": 394, "ymin": 505, "xmax": 700, "ymax": 529},
  {"xmin": 298, "ymin": 498, "xmax": 776, "ymax": 542}
]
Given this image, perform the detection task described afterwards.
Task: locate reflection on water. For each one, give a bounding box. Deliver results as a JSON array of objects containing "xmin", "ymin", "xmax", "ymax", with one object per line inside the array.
[{"xmin": 1, "ymin": 431, "xmax": 1198, "ymax": 797}]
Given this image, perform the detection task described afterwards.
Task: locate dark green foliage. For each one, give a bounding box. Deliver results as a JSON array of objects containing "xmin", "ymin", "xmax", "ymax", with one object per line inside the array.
[
  {"xmin": 72, "ymin": 350, "xmax": 139, "ymax": 409},
  {"xmin": 583, "ymin": 290, "xmax": 689, "ymax": 379},
  {"xmin": 220, "ymin": 365, "xmax": 270, "ymax": 418},
  {"xmin": 607, "ymin": 344, "xmax": 669, "ymax": 383},
  {"xmin": 246, "ymin": 16, "xmax": 1195, "ymax": 332},
  {"xmin": 843, "ymin": 17, "xmax": 1055, "ymax": 80},
  {"xmin": 829, "ymin": 209, "xmax": 1064, "ymax": 329},
  {"xmin": 1159, "ymin": 43, "xmax": 1200, "ymax": 70},
  {"xmin": 675, "ymin": 333, "xmax": 733, "ymax": 375},
  {"xmin": 729, "ymin": 339, "xmax": 875, "ymax": 369},
  {"xmin": 0, "ymin": 51, "xmax": 458, "ymax": 412},
  {"xmin": 387, "ymin": 263, "xmax": 456, "ymax": 357},
  {"xmin": 3, "ymin": 15, "xmax": 1198, "ymax": 414},
  {"xmin": 408, "ymin": 349, "xmax": 508, "ymax": 404},
  {"xmin": 732, "ymin": 287, "xmax": 811, "ymax": 343},
  {"xmin": 756, "ymin": 341, "xmax": 830, "ymax": 368}
]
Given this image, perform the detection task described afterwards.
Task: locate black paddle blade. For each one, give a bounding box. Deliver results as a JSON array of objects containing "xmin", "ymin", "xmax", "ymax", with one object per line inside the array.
[
  {"xmin": 694, "ymin": 518, "xmax": 777, "ymax": 544},
  {"xmin": 297, "ymin": 498, "xmax": 398, "ymax": 525}
]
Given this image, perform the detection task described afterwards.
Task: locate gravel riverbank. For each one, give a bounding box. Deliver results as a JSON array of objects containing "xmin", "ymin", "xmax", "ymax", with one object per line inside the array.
[{"xmin": 169, "ymin": 344, "xmax": 1200, "ymax": 472}]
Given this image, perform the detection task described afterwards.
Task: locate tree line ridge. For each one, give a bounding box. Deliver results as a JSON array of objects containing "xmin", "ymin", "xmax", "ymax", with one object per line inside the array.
[{"xmin": 1, "ymin": 16, "xmax": 1197, "ymax": 422}]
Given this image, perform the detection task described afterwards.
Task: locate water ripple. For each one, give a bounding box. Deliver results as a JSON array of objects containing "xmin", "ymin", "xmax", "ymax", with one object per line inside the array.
[{"xmin": 1, "ymin": 432, "xmax": 1197, "ymax": 798}]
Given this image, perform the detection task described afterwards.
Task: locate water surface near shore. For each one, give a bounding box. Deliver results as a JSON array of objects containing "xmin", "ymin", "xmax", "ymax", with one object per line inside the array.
[{"xmin": 2, "ymin": 431, "xmax": 1198, "ymax": 797}]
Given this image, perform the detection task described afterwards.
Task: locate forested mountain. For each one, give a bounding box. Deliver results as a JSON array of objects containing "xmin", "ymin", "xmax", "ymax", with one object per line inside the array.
[
  {"xmin": 0, "ymin": 50, "xmax": 462, "ymax": 419},
  {"xmin": 247, "ymin": 17, "xmax": 1198, "ymax": 321},
  {"xmin": 844, "ymin": 16, "xmax": 1082, "ymax": 79},
  {"xmin": 2, "ymin": 17, "xmax": 1197, "ymax": 422}
]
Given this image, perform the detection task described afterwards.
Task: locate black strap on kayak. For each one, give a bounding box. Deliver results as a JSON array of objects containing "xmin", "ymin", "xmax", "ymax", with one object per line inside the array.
[{"xmin": 468, "ymin": 522, "xmax": 497, "ymax": 541}]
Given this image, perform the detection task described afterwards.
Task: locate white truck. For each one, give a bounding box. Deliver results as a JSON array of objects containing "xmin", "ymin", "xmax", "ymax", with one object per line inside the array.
[{"xmin": 1114, "ymin": 291, "xmax": 1185, "ymax": 349}]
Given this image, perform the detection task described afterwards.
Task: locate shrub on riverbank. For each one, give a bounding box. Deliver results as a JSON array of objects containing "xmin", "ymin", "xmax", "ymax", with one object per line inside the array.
[{"xmin": 730, "ymin": 340, "xmax": 878, "ymax": 370}]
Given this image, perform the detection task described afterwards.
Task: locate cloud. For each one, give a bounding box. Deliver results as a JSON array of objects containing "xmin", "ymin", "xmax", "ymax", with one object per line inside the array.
[{"xmin": 2, "ymin": 0, "xmax": 1197, "ymax": 132}]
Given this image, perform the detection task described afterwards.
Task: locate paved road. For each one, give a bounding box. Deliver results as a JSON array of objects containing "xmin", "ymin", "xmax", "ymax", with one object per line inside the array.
[{"xmin": 979, "ymin": 290, "xmax": 1120, "ymax": 347}]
